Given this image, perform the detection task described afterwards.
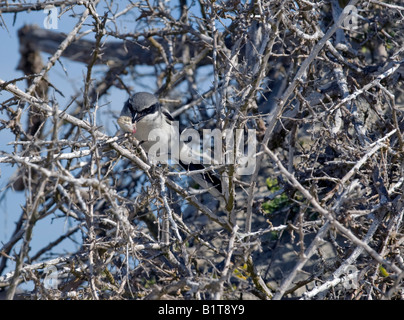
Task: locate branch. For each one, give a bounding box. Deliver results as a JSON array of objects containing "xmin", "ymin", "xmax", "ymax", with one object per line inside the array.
[
  {"xmin": 263, "ymin": 145, "xmax": 403, "ymax": 298},
  {"xmin": 323, "ymin": 129, "xmax": 397, "ymax": 201},
  {"xmin": 0, "ymin": 78, "xmax": 151, "ymax": 172}
]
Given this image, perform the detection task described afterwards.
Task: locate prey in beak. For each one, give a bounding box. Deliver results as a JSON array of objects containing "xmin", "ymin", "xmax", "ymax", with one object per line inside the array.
[{"xmin": 117, "ymin": 115, "xmax": 137, "ymax": 133}]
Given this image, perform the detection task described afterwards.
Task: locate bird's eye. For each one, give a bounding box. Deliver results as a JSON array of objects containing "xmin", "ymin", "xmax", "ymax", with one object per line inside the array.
[{"xmin": 132, "ymin": 103, "xmax": 160, "ymax": 122}]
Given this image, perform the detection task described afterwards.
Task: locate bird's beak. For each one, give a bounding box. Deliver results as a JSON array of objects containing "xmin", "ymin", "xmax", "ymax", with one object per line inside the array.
[{"xmin": 132, "ymin": 112, "xmax": 139, "ymax": 123}]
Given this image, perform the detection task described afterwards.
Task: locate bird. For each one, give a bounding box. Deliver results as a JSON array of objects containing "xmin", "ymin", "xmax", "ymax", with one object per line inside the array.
[{"xmin": 117, "ymin": 92, "xmax": 222, "ymax": 197}]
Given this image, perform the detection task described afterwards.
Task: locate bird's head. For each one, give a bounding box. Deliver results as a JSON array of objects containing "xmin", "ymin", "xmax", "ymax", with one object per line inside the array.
[{"xmin": 117, "ymin": 92, "xmax": 160, "ymax": 133}]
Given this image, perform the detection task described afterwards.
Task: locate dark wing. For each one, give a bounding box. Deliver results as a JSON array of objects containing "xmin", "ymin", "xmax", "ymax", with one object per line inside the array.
[
  {"xmin": 178, "ymin": 161, "xmax": 222, "ymax": 194},
  {"xmin": 161, "ymin": 107, "xmax": 174, "ymax": 123}
]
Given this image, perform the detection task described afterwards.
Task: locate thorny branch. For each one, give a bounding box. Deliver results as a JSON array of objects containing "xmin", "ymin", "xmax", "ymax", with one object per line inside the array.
[{"xmin": 1, "ymin": 0, "xmax": 404, "ymax": 300}]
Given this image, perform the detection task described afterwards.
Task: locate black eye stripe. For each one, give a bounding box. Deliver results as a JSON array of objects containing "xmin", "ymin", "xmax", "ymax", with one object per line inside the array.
[
  {"xmin": 126, "ymin": 99, "xmax": 136, "ymax": 115},
  {"xmin": 124, "ymin": 99, "xmax": 137, "ymax": 124},
  {"xmin": 132, "ymin": 103, "xmax": 160, "ymax": 122}
]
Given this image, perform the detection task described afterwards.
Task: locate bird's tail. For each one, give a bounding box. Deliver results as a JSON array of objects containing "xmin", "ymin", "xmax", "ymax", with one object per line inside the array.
[{"xmin": 178, "ymin": 160, "xmax": 222, "ymax": 196}]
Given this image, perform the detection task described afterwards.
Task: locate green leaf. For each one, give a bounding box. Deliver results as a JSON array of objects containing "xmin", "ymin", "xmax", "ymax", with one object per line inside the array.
[{"xmin": 379, "ymin": 265, "xmax": 389, "ymax": 277}]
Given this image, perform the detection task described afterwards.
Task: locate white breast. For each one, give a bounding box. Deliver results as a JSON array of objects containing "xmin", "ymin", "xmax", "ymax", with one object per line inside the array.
[{"xmin": 134, "ymin": 113, "xmax": 174, "ymax": 155}]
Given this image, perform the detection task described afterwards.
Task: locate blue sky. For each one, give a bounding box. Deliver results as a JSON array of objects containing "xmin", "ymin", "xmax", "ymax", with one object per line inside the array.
[
  {"xmin": 0, "ymin": 2, "xmax": 217, "ymax": 285},
  {"xmin": 0, "ymin": 5, "xmax": 142, "ymax": 274}
]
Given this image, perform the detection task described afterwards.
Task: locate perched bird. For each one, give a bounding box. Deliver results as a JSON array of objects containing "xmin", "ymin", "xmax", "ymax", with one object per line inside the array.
[{"xmin": 117, "ymin": 92, "xmax": 222, "ymax": 197}]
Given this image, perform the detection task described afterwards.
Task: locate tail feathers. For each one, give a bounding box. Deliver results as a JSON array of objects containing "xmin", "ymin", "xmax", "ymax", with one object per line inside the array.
[{"xmin": 179, "ymin": 161, "xmax": 222, "ymax": 195}]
